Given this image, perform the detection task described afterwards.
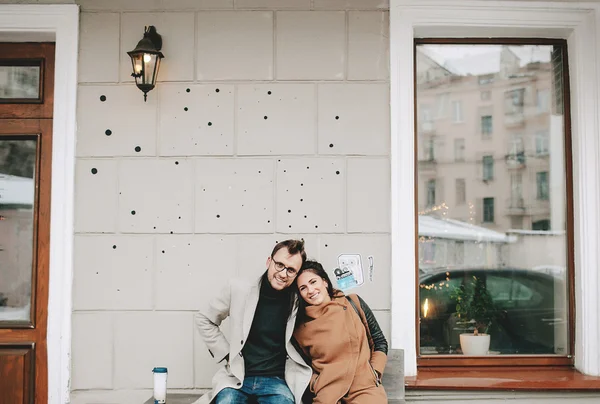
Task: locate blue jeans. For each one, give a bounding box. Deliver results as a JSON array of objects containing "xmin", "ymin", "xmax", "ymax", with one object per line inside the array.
[{"xmin": 215, "ymin": 376, "xmax": 295, "ymax": 404}]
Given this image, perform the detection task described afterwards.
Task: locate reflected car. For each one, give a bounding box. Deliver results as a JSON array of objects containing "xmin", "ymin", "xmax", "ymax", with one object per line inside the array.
[{"xmin": 419, "ymin": 268, "xmax": 567, "ymax": 355}]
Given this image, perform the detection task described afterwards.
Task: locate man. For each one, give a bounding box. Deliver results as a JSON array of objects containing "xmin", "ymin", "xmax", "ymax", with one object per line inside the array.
[{"xmin": 195, "ymin": 239, "xmax": 312, "ymax": 404}]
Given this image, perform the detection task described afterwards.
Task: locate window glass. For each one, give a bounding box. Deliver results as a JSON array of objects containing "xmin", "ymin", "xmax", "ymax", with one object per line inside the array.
[
  {"xmin": 0, "ymin": 138, "xmax": 37, "ymax": 323},
  {"xmin": 416, "ymin": 43, "xmax": 569, "ymax": 357},
  {"xmin": 0, "ymin": 63, "xmax": 41, "ymax": 100}
]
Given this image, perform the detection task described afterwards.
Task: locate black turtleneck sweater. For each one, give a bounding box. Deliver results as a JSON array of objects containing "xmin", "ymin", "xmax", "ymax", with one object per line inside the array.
[{"xmin": 242, "ymin": 275, "xmax": 291, "ymax": 377}]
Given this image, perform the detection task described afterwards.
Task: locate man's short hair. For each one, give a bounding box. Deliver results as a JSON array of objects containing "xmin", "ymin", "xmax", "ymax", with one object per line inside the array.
[{"xmin": 271, "ymin": 239, "xmax": 307, "ymax": 264}]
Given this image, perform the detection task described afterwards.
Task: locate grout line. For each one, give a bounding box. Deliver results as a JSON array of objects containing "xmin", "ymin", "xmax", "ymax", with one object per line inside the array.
[
  {"xmin": 194, "ymin": 11, "xmax": 198, "ymax": 83},
  {"xmin": 272, "ymin": 10, "xmax": 277, "ymax": 81},
  {"xmin": 345, "ymin": 10, "xmax": 349, "ymax": 81}
]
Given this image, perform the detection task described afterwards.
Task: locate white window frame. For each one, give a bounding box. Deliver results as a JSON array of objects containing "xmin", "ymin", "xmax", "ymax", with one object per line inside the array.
[
  {"xmin": 391, "ymin": 0, "xmax": 600, "ymax": 377},
  {"xmin": 0, "ymin": 5, "xmax": 79, "ymax": 403}
]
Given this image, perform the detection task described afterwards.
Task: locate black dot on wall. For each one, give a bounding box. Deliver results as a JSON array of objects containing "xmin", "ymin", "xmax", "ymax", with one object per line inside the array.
[
  {"xmin": 289, "ymin": 225, "xmax": 292, "ymax": 228},
  {"xmin": 184, "ymin": 107, "xmax": 188, "ymax": 111},
  {"xmin": 264, "ymin": 116, "xmax": 268, "ymax": 120},
  {"xmin": 307, "ymin": 166, "xmax": 310, "ymax": 169},
  {"xmin": 153, "ymin": 226, "xmax": 157, "ymax": 229},
  {"xmin": 329, "ymin": 143, "xmax": 334, "ymax": 148},
  {"xmin": 162, "ymin": 250, "xmax": 165, "ymax": 254},
  {"xmin": 216, "ymin": 88, "xmax": 220, "ymax": 93},
  {"xmin": 131, "ymin": 210, "xmax": 136, "ymax": 215},
  {"xmin": 216, "ymin": 214, "xmax": 221, "ymax": 218},
  {"xmin": 100, "ymin": 95, "xmax": 106, "ymax": 102},
  {"xmin": 208, "ymin": 122, "xmax": 213, "ymax": 126},
  {"xmin": 315, "ymin": 225, "xmax": 319, "ymax": 229},
  {"xmin": 186, "ymin": 88, "xmax": 191, "ymax": 93},
  {"xmin": 268, "ymin": 91, "xmax": 272, "ymax": 95},
  {"xmin": 112, "ymin": 245, "xmax": 117, "ymax": 249},
  {"xmin": 105, "ymin": 129, "xmax": 112, "ymax": 136},
  {"xmin": 268, "ymin": 220, "xmax": 271, "ymax": 223},
  {"xmin": 91, "ymin": 168, "xmax": 98, "ymax": 174},
  {"xmin": 300, "ymin": 199, "xmax": 303, "ymax": 202},
  {"xmin": 335, "ymin": 116, "xmax": 339, "ymax": 120},
  {"xmin": 288, "ymin": 209, "xmax": 292, "ymax": 213},
  {"xmin": 300, "ymin": 183, "xmax": 304, "ymax": 186},
  {"xmin": 170, "ymin": 231, "xmax": 173, "ymax": 234},
  {"xmin": 304, "ymin": 215, "xmax": 307, "ymax": 218},
  {"xmin": 336, "ymin": 171, "xmax": 340, "ymax": 175},
  {"xmin": 175, "ymin": 161, "xmax": 179, "ymax": 165},
  {"xmin": 325, "ymin": 244, "xmax": 328, "ymax": 247},
  {"xmin": 135, "ymin": 146, "xmax": 141, "ymax": 152},
  {"xmin": 178, "ymin": 216, "xmax": 181, "ymax": 219}
]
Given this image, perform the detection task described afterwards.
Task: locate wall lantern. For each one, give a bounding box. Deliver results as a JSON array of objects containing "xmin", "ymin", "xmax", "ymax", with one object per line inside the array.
[{"xmin": 127, "ymin": 26, "xmax": 165, "ymax": 101}]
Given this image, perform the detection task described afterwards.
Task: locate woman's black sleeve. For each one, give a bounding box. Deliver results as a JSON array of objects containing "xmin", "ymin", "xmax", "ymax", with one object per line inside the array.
[{"xmin": 358, "ymin": 295, "xmax": 388, "ymax": 354}]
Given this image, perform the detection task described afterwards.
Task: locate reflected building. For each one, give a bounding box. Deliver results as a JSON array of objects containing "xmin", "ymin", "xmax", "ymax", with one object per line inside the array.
[{"xmin": 416, "ymin": 45, "xmax": 564, "ymax": 234}]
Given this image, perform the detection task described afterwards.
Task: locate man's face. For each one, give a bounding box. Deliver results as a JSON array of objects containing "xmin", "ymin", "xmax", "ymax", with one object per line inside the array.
[{"xmin": 266, "ymin": 247, "xmax": 303, "ymax": 291}]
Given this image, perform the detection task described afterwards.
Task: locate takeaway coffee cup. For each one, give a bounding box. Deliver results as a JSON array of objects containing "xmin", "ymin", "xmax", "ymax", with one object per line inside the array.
[{"xmin": 152, "ymin": 367, "xmax": 168, "ymax": 403}]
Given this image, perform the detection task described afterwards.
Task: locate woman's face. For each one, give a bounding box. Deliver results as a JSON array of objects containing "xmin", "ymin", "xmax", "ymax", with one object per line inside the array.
[{"xmin": 297, "ymin": 271, "xmax": 331, "ymax": 306}]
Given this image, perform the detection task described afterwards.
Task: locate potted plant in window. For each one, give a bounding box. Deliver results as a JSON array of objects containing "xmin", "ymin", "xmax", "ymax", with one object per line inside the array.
[{"xmin": 451, "ymin": 275, "xmax": 495, "ymax": 355}]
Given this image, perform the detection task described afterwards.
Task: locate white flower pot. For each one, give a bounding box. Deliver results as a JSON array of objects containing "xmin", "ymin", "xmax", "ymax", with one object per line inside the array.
[{"xmin": 459, "ymin": 333, "xmax": 491, "ymax": 355}]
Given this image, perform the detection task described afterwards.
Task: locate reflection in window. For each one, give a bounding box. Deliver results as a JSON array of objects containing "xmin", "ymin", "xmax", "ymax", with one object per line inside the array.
[
  {"xmin": 536, "ymin": 130, "xmax": 550, "ymax": 155},
  {"xmin": 537, "ymin": 171, "xmax": 549, "ymax": 200},
  {"xmin": 427, "ymin": 179, "xmax": 436, "ymax": 207},
  {"xmin": 454, "ymin": 138, "xmax": 465, "ymax": 162},
  {"xmin": 482, "ymin": 155, "xmax": 494, "ymax": 180},
  {"xmin": 455, "ymin": 179, "xmax": 466, "ymax": 205},
  {"xmin": 483, "ymin": 197, "xmax": 495, "ymax": 223},
  {"xmin": 0, "ymin": 138, "xmax": 37, "ymax": 323},
  {"xmin": 452, "ymin": 100, "xmax": 463, "ymax": 122},
  {"xmin": 416, "ymin": 43, "xmax": 569, "ymax": 357},
  {"xmin": 0, "ymin": 65, "xmax": 40, "ymax": 99},
  {"xmin": 481, "ymin": 115, "xmax": 493, "ymax": 136}
]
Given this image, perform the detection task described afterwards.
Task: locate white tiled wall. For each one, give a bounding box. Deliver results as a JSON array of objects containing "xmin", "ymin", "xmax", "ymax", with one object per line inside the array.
[{"xmin": 72, "ymin": 1, "xmax": 389, "ymax": 402}]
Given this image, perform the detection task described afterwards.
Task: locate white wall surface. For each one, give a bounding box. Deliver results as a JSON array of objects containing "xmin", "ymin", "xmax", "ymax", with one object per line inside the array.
[{"xmin": 71, "ymin": 1, "xmax": 390, "ymax": 402}]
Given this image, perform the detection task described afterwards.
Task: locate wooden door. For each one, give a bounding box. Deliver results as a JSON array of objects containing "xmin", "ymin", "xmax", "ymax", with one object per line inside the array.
[{"xmin": 0, "ymin": 43, "xmax": 54, "ymax": 404}]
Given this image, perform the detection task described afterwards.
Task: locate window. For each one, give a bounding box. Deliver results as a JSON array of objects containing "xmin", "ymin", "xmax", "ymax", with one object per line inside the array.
[
  {"xmin": 478, "ymin": 74, "xmax": 494, "ymax": 85},
  {"xmin": 537, "ymin": 89, "xmax": 550, "ymax": 113},
  {"xmin": 482, "ymin": 155, "xmax": 494, "ymax": 180},
  {"xmin": 481, "ymin": 115, "xmax": 493, "ymax": 136},
  {"xmin": 510, "ymin": 172, "xmax": 523, "ymax": 203},
  {"xmin": 435, "ymin": 93, "xmax": 449, "ymax": 118},
  {"xmin": 454, "ymin": 138, "xmax": 465, "ymax": 162},
  {"xmin": 424, "ymin": 137, "xmax": 435, "ymax": 161},
  {"xmin": 426, "ymin": 179, "xmax": 436, "ymax": 207},
  {"xmin": 455, "ymin": 178, "xmax": 466, "ymax": 205},
  {"xmin": 535, "ymin": 130, "xmax": 549, "ymax": 155},
  {"xmin": 505, "ymin": 88, "xmax": 525, "ymax": 115},
  {"xmin": 483, "ymin": 197, "xmax": 495, "ymax": 222},
  {"xmin": 532, "ymin": 219, "xmax": 551, "ymax": 231},
  {"xmin": 452, "ymin": 100, "xmax": 463, "ymax": 122},
  {"xmin": 415, "ymin": 42, "xmax": 570, "ymax": 365},
  {"xmin": 537, "ymin": 171, "xmax": 549, "ymax": 200}
]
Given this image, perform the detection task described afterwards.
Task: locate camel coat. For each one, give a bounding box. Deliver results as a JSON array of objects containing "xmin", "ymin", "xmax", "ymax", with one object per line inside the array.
[{"xmin": 293, "ymin": 293, "xmax": 387, "ymax": 404}]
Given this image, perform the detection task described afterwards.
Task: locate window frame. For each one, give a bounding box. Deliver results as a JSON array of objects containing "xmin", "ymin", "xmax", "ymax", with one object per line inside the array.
[
  {"xmin": 389, "ymin": 0, "xmax": 600, "ymax": 375},
  {"xmin": 414, "ymin": 37, "xmax": 573, "ymax": 368},
  {"xmin": 392, "ymin": 1, "xmax": 600, "ymax": 382}
]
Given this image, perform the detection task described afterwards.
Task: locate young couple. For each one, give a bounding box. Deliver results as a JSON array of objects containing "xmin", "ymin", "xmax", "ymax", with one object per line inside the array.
[{"xmin": 195, "ymin": 239, "xmax": 388, "ymax": 404}]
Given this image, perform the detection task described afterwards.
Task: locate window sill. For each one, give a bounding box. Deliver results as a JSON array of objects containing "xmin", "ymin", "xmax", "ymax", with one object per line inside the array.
[{"xmin": 405, "ymin": 367, "xmax": 600, "ymax": 391}]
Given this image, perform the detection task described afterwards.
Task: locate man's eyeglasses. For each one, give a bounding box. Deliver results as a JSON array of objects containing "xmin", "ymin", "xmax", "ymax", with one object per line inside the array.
[{"xmin": 271, "ymin": 258, "xmax": 299, "ymax": 278}]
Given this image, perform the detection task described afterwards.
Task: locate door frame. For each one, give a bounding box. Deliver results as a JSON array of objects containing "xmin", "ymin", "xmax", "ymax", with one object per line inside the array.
[{"xmin": 0, "ymin": 4, "xmax": 78, "ymax": 404}]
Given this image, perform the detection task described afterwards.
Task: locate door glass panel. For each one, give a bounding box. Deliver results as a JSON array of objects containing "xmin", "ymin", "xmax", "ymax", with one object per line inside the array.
[
  {"xmin": 0, "ymin": 64, "xmax": 41, "ymax": 100},
  {"xmin": 416, "ymin": 43, "xmax": 570, "ymax": 356},
  {"xmin": 0, "ymin": 138, "xmax": 37, "ymax": 323}
]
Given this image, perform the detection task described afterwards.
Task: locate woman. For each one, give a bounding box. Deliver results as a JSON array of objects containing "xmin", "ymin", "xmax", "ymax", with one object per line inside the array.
[{"xmin": 293, "ymin": 260, "xmax": 388, "ymax": 404}]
